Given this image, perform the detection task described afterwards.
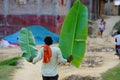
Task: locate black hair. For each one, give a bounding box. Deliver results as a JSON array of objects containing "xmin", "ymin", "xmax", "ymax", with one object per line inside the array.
[
  {"xmin": 101, "ymin": 18, "xmax": 104, "ymax": 22},
  {"xmin": 44, "ymin": 36, "xmax": 53, "ymax": 45},
  {"xmin": 117, "ymin": 31, "xmax": 120, "ymax": 34},
  {"xmin": 57, "ymin": 15, "xmax": 60, "ymax": 20}
]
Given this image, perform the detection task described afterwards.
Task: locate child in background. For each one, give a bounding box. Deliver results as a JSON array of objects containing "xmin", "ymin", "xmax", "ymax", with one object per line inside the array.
[{"xmin": 98, "ymin": 22, "xmax": 105, "ymax": 37}]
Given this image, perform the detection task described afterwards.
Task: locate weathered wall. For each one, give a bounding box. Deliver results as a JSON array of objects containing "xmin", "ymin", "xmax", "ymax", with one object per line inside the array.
[
  {"xmin": 0, "ymin": 15, "xmax": 60, "ymax": 36},
  {"xmin": 0, "ymin": 0, "xmax": 67, "ymax": 15},
  {"xmin": 105, "ymin": 2, "xmax": 119, "ymax": 15},
  {"xmin": 0, "ymin": 0, "xmax": 67, "ymax": 36}
]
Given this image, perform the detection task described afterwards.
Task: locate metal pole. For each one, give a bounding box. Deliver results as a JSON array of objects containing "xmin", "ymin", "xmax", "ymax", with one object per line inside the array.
[
  {"xmin": 4, "ymin": 0, "xmax": 8, "ymax": 17},
  {"xmin": 4, "ymin": 0, "xmax": 8, "ymax": 26},
  {"xmin": 54, "ymin": 0, "xmax": 59, "ymax": 16},
  {"xmin": 118, "ymin": 5, "xmax": 120, "ymax": 16},
  {"xmin": 107, "ymin": 0, "xmax": 111, "ymax": 15},
  {"xmin": 66, "ymin": 0, "xmax": 71, "ymax": 13},
  {"xmin": 89, "ymin": 0, "xmax": 93, "ymax": 19},
  {"xmin": 36, "ymin": 0, "xmax": 41, "ymax": 16}
]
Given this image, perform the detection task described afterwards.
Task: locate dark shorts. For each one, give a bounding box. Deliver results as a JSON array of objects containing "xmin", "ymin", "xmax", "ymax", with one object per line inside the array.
[
  {"xmin": 116, "ymin": 45, "xmax": 120, "ymax": 54},
  {"xmin": 42, "ymin": 74, "xmax": 59, "ymax": 80},
  {"xmin": 100, "ymin": 30, "xmax": 103, "ymax": 34}
]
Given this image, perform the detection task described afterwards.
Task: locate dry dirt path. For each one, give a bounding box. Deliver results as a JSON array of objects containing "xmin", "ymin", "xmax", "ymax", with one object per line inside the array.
[{"xmin": 11, "ymin": 16, "xmax": 120, "ymax": 80}]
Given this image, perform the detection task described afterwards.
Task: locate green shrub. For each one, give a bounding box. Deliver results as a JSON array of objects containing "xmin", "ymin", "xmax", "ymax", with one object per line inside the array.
[
  {"xmin": 114, "ymin": 20, "xmax": 120, "ymax": 32},
  {"xmin": 0, "ymin": 65, "xmax": 19, "ymax": 80},
  {"xmin": 0, "ymin": 57, "xmax": 21, "ymax": 80},
  {"xmin": 0, "ymin": 57, "xmax": 21, "ymax": 66}
]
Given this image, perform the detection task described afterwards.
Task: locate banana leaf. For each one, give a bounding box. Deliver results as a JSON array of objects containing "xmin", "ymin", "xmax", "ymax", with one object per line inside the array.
[
  {"xmin": 18, "ymin": 28, "xmax": 38, "ymax": 62},
  {"xmin": 59, "ymin": 0, "xmax": 88, "ymax": 67}
]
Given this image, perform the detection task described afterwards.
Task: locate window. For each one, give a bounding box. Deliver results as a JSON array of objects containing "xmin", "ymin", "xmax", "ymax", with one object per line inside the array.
[{"xmin": 18, "ymin": 0, "xmax": 27, "ymax": 5}]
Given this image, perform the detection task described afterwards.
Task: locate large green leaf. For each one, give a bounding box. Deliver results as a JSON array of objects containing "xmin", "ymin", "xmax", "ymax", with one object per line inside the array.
[
  {"xmin": 18, "ymin": 28, "xmax": 38, "ymax": 62},
  {"xmin": 59, "ymin": 0, "xmax": 88, "ymax": 67}
]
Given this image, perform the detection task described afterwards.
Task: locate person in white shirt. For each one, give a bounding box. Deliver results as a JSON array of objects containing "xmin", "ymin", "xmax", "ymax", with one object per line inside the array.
[
  {"xmin": 98, "ymin": 22, "xmax": 105, "ymax": 37},
  {"xmin": 100, "ymin": 18, "xmax": 106, "ymax": 29},
  {"xmin": 30, "ymin": 36, "xmax": 73, "ymax": 80},
  {"xmin": 115, "ymin": 31, "xmax": 120, "ymax": 55},
  {"xmin": 0, "ymin": 36, "xmax": 11, "ymax": 47}
]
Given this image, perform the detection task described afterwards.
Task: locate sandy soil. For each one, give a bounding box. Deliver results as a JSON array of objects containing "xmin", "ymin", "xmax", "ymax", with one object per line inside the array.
[{"xmin": 0, "ymin": 16, "xmax": 120, "ymax": 80}]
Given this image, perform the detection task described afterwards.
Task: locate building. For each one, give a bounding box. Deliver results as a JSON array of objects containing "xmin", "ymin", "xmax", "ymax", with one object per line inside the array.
[
  {"xmin": 0, "ymin": 0, "xmax": 119, "ymax": 36},
  {"xmin": 105, "ymin": 0, "xmax": 120, "ymax": 15}
]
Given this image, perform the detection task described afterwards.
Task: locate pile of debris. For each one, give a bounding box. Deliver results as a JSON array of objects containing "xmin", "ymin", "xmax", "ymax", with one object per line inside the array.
[
  {"xmin": 63, "ymin": 75, "xmax": 102, "ymax": 80},
  {"xmin": 88, "ymin": 20, "xmax": 98, "ymax": 38},
  {"xmin": 82, "ymin": 55, "xmax": 103, "ymax": 67}
]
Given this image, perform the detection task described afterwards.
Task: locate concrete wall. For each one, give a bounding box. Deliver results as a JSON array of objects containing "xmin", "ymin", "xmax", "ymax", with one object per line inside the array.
[
  {"xmin": 105, "ymin": 2, "xmax": 119, "ymax": 15},
  {"xmin": 0, "ymin": 0, "xmax": 68, "ymax": 36},
  {"xmin": 1, "ymin": 0, "xmax": 114, "ymax": 36},
  {"xmin": 0, "ymin": 0, "xmax": 67, "ymax": 15}
]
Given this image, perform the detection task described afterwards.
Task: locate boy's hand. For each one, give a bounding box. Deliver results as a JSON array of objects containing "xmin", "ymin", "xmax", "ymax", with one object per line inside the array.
[
  {"xmin": 67, "ymin": 55, "xmax": 73, "ymax": 63},
  {"xmin": 29, "ymin": 56, "xmax": 33, "ymax": 62}
]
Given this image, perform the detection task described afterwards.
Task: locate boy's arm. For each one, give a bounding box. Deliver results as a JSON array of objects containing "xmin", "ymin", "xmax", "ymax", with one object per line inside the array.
[
  {"xmin": 57, "ymin": 48, "xmax": 73, "ymax": 63},
  {"xmin": 30, "ymin": 48, "xmax": 43, "ymax": 64}
]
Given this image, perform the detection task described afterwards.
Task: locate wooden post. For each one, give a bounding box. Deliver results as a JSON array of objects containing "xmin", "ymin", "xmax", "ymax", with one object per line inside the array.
[
  {"xmin": 61, "ymin": 0, "xmax": 64, "ymax": 5},
  {"xmin": 119, "ymin": 5, "xmax": 120, "ymax": 15},
  {"xmin": 94, "ymin": 0, "xmax": 97, "ymax": 19}
]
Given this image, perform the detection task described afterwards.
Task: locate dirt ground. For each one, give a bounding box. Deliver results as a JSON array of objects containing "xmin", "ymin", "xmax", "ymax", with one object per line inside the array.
[{"xmin": 0, "ymin": 16, "xmax": 120, "ymax": 80}]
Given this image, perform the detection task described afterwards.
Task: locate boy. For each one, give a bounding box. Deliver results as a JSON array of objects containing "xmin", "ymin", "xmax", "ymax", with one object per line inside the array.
[{"xmin": 30, "ymin": 36, "xmax": 73, "ymax": 80}]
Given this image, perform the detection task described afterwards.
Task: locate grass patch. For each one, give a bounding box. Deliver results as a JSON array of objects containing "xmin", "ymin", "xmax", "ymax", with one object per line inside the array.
[
  {"xmin": 114, "ymin": 20, "xmax": 120, "ymax": 31},
  {"xmin": 0, "ymin": 57, "xmax": 21, "ymax": 80},
  {"xmin": 102, "ymin": 63, "xmax": 120, "ymax": 80},
  {"xmin": 0, "ymin": 66, "xmax": 19, "ymax": 80},
  {"xmin": 0, "ymin": 57, "xmax": 21, "ymax": 66}
]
